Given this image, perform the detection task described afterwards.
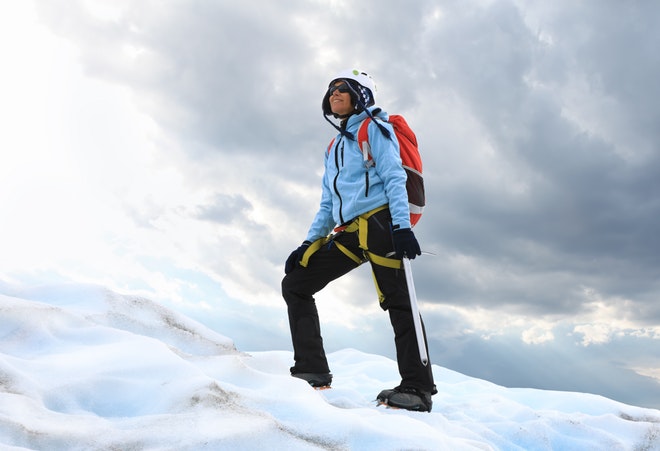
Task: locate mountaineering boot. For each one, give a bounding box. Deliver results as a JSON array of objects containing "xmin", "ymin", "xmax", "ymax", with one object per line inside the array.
[
  {"xmin": 291, "ymin": 368, "xmax": 332, "ymax": 388},
  {"xmin": 376, "ymin": 388, "xmax": 396, "ymax": 402},
  {"xmin": 376, "ymin": 386, "xmax": 433, "ymax": 412}
]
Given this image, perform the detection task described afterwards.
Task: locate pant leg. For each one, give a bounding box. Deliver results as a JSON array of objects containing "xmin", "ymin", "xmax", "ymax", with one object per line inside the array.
[
  {"xmin": 366, "ymin": 209, "xmax": 435, "ymax": 392},
  {"xmin": 281, "ymin": 231, "xmax": 363, "ymax": 373},
  {"xmin": 387, "ymin": 307, "xmax": 434, "ymax": 391}
]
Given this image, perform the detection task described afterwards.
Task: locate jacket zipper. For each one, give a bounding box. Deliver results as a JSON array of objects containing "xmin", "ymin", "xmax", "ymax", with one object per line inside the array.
[{"xmin": 332, "ymin": 139, "xmax": 345, "ymax": 224}]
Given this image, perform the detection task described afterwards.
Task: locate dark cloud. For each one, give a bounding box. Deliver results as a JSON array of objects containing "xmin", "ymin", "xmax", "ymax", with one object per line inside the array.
[{"xmin": 409, "ymin": 0, "xmax": 660, "ymax": 321}]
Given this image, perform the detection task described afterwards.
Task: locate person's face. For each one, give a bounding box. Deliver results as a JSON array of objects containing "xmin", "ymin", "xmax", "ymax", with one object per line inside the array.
[{"xmin": 328, "ymin": 81, "xmax": 354, "ymax": 117}]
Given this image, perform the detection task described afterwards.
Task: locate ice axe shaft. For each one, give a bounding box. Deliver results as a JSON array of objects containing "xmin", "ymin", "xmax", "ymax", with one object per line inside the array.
[{"xmin": 402, "ymin": 257, "xmax": 429, "ymax": 366}]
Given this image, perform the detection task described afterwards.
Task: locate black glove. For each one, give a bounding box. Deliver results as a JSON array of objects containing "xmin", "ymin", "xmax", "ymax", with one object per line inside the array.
[
  {"xmin": 285, "ymin": 241, "xmax": 311, "ymax": 274},
  {"xmin": 392, "ymin": 228, "xmax": 421, "ymax": 260}
]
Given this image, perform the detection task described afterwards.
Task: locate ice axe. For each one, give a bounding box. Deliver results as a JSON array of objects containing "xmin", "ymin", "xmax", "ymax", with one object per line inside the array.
[{"xmin": 402, "ymin": 256, "xmax": 429, "ymax": 367}]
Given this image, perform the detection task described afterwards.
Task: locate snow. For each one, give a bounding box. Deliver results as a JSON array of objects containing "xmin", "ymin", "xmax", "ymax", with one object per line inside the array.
[{"xmin": 1, "ymin": 284, "xmax": 659, "ymax": 450}]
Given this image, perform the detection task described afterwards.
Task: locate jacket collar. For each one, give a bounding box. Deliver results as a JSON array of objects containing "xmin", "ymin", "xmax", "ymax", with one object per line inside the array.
[{"xmin": 345, "ymin": 106, "xmax": 387, "ymax": 131}]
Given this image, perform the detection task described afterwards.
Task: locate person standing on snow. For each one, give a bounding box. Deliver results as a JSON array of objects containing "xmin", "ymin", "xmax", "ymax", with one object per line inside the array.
[{"xmin": 281, "ymin": 69, "xmax": 436, "ymax": 412}]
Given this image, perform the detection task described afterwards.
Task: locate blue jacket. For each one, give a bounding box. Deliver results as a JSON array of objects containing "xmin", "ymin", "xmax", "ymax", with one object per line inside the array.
[{"xmin": 305, "ymin": 107, "xmax": 411, "ymax": 243}]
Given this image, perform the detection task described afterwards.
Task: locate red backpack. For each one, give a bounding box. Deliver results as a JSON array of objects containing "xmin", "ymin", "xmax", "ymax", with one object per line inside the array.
[{"xmin": 327, "ymin": 115, "xmax": 425, "ymax": 227}]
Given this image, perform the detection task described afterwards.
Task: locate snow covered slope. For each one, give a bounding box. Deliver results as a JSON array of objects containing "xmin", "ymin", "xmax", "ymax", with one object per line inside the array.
[{"xmin": 1, "ymin": 284, "xmax": 658, "ymax": 450}]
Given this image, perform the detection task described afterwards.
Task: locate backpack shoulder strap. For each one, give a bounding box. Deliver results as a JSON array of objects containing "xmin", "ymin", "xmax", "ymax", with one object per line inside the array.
[
  {"xmin": 357, "ymin": 118, "xmax": 373, "ymax": 164},
  {"xmin": 326, "ymin": 137, "xmax": 336, "ymax": 154}
]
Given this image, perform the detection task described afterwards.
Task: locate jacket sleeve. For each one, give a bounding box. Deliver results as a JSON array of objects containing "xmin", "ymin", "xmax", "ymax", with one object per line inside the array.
[
  {"xmin": 305, "ymin": 152, "xmax": 336, "ymax": 242},
  {"xmin": 368, "ymin": 120, "xmax": 412, "ymax": 230}
]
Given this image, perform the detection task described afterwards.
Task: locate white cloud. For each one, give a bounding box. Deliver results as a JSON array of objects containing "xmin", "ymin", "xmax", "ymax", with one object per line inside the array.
[
  {"xmin": 632, "ymin": 366, "xmax": 660, "ymax": 384},
  {"xmin": 521, "ymin": 325, "xmax": 555, "ymax": 345},
  {"xmin": 572, "ymin": 323, "xmax": 613, "ymax": 346}
]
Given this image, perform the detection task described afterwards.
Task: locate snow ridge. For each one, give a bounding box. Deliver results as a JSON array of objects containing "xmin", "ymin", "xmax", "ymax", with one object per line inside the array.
[{"xmin": 1, "ymin": 284, "xmax": 659, "ymax": 450}]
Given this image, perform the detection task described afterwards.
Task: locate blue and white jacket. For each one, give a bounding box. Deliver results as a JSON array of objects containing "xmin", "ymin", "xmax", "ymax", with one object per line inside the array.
[{"xmin": 305, "ymin": 107, "xmax": 411, "ymax": 243}]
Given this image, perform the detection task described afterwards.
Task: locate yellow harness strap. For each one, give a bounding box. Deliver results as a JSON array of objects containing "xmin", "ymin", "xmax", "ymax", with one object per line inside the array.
[
  {"xmin": 367, "ymin": 252, "xmax": 401, "ymax": 269},
  {"xmin": 334, "ymin": 241, "xmax": 363, "ymax": 265},
  {"xmin": 299, "ymin": 205, "xmax": 401, "ymax": 270},
  {"xmin": 299, "ymin": 236, "xmax": 329, "ymax": 268},
  {"xmin": 298, "ymin": 206, "xmax": 402, "ymax": 304},
  {"xmin": 357, "ymin": 207, "xmax": 401, "ymax": 269}
]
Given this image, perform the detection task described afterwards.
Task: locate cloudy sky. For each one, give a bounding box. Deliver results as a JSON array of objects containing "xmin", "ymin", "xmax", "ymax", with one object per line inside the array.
[{"xmin": 2, "ymin": 0, "xmax": 659, "ymax": 408}]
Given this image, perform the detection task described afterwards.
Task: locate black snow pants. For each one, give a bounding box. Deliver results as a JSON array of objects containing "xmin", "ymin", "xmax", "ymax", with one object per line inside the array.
[{"xmin": 281, "ymin": 207, "xmax": 435, "ymax": 393}]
